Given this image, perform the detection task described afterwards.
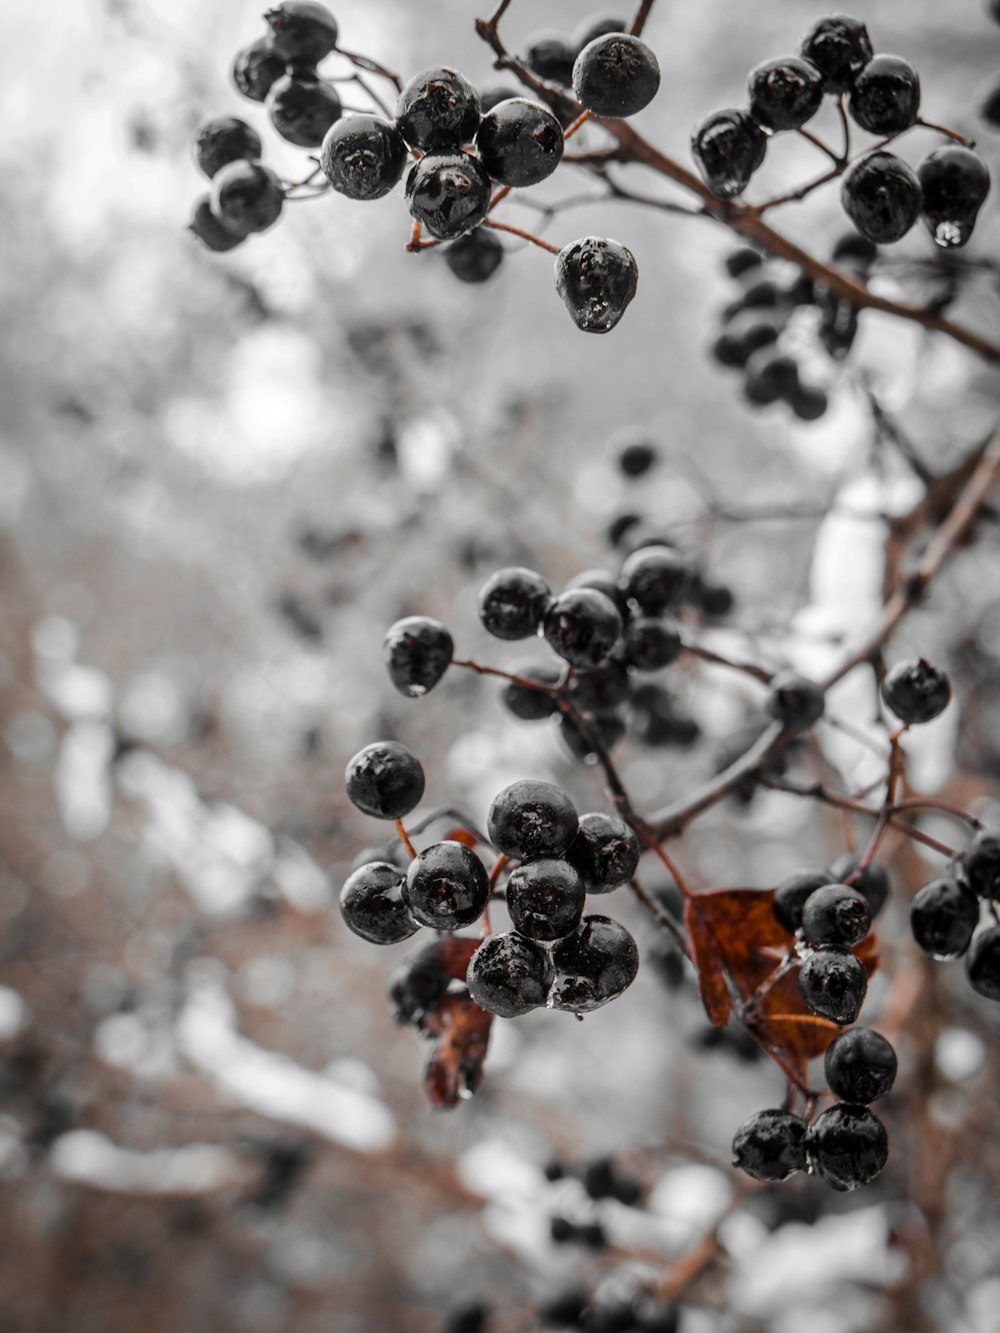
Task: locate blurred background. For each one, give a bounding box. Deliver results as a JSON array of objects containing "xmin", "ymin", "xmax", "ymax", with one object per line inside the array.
[{"xmin": 1, "ymin": 1, "xmax": 1000, "ymax": 1329}]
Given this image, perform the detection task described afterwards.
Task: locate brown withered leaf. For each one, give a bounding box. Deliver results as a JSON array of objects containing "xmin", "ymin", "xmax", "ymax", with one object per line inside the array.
[
  {"xmin": 684, "ymin": 887, "xmax": 880, "ymax": 1081},
  {"xmin": 422, "ymin": 991, "xmax": 493, "ymax": 1110}
]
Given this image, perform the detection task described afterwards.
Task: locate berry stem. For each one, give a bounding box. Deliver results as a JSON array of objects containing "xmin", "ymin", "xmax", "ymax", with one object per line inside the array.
[
  {"xmin": 628, "ymin": 878, "xmax": 691, "ymax": 958},
  {"xmin": 333, "ymin": 45, "xmax": 404, "ymax": 93},
  {"xmin": 915, "ymin": 116, "xmax": 975, "ymax": 147},
  {"xmin": 394, "ymin": 819, "xmax": 418, "ymax": 860},
  {"xmin": 680, "ymin": 637, "xmax": 774, "ymax": 684},
  {"xmin": 628, "ymin": 0, "xmax": 657, "ymax": 38},
  {"xmin": 562, "ymin": 110, "xmax": 593, "ymax": 140},
  {"xmin": 451, "ymin": 657, "xmax": 561, "ymax": 693},
  {"xmin": 796, "ymin": 126, "xmax": 844, "ymax": 166},
  {"xmin": 482, "ymin": 218, "xmax": 562, "ymax": 253}
]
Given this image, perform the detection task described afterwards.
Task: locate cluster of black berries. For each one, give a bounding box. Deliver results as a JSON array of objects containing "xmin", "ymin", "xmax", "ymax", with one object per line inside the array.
[
  {"xmin": 691, "ymin": 15, "xmax": 991, "ymax": 249},
  {"xmin": 709, "ymin": 234, "xmax": 880, "ymax": 418},
  {"xmin": 340, "ymin": 742, "xmax": 641, "ymax": 1019},
  {"xmin": 911, "ymin": 829, "xmax": 1000, "ymax": 1001}
]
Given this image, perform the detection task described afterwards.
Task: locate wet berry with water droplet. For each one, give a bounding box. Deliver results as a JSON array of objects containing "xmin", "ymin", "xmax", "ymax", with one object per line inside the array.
[
  {"xmin": 507, "ymin": 858, "xmax": 586, "ymax": 941},
  {"xmin": 554, "ymin": 236, "xmax": 639, "ymax": 333},
  {"xmin": 345, "ymin": 740, "xmax": 425, "ymax": 819},
  {"xmin": 549, "ymin": 914, "xmax": 639, "ymax": 1012},
  {"xmin": 396, "ymin": 66, "xmax": 481, "ymax": 151},
  {"xmin": 339, "ymin": 861, "xmax": 418, "ymax": 944},
  {"xmin": 320, "ymin": 114, "xmax": 407, "ymax": 199},
  {"xmin": 466, "ymin": 931, "xmax": 555, "ymax": 1017},
  {"xmin": 383, "ymin": 616, "xmax": 453, "ymax": 698},
  {"xmin": 798, "ymin": 946, "xmax": 867, "ymax": 1024},
  {"xmin": 565, "ymin": 812, "xmax": 641, "ymax": 892},
  {"xmin": 691, "ymin": 108, "xmax": 767, "ymax": 199},
  {"xmin": 731, "ymin": 1108, "xmax": 808, "ymax": 1181},
  {"xmin": 805, "ymin": 1104, "xmax": 888, "ymax": 1190},
  {"xmin": 478, "ymin": 567, "xmax": 552, "ymax": 640},
  {"xmin": 917, "ymin": 145, "xmax": 991, "ymax": 249},
  {"xmin": 488, "ymin": 780, "xmax": 579, "ymax": 860},
  {"xmin": 404, "ymin": 841, "xmax": 490, "ymax": 930},
  {"xmin": 264, "ymin": 2, "xmax": 340, "ymax": 65},
  {"xmin": 747, "ymin": 55, "xmax": 824, "ymax": 131},
  {"xmin": 405, "ymin": 152, "xmax": 492, "ymax": 240},
  {"xmin": 620, "ymin": 544, "xmax": 691, "ymax": 614},
  {"xmin": 798, "ymin": 16, "xmax": 873, "ymax": 94}
]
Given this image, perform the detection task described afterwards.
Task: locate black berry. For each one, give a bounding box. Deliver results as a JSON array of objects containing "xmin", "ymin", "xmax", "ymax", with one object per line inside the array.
[
  {"xmin": 404, "ymin": 841, "xmax": 490, "ymax": 930},
  {"xmin": 264, "ymin": 2, "xmax": 339, "ymax": 64},
  {"xmin": 212, "ymin": 160, "xmax": 285, "ymax": 234},
  {"xmin": 965, "ymin": 925, "xmax": 1000, "ymax": 1000},
  {"xmin": 565, "ymin": 812, "xmax": 641, "ymax": 892},
  {"xmin": 880, "ymin": 658, "xmax": 952, "ymax": 724},
  {"xmin": 849, "ymin": 55, "xmax": 921, "ymax": 134},
  {"xmin": 963, "ymin": 830, "xmax": 1000, "ymax": 900},
  {"xmin": 841, "ymin": 151, "xmax": 922, "ymax": 244},
  {"xmin": 549, "ymin": 915, "xmax": 639, "ymax": 1013},
  {"xmin": 910, "ymin": 876, "xmax": 979, "ymax": 958},
  {"xmin": 620, "ymin": 545, "xmax": 691, "ymax": 614},
  {"xmin": 623, "ymin": 616, "xmax": 682, "ymax": 671},
  {"xmin": 543, "ymin": 588, "xmax": 623, "ymax": 669},
  {"xmin": 832, "ymin": 853, "xmax": 890, "ymax": 918},
  {"xmin": 466, "ymin": 931, "xmax": 554, "ymax": 1017},
  {"xmin": 345, "ymin": 740, "xmax": 425, "ymax": 820},
  {"xmin": 383, "ymin": 616, "xmax": 453, "ymax": 698},
  {"xmin": 747, "ymin": 56, "xmax": 824, "ymax": 132},
  {"xmin": 396, "ymin": 67, "xmax": 481, "ymax": 151},
  {"xmin": 804, "ymin": 1103, "xmax": 888, "ymax": 1190},
  {"xmin": 522, "ymin": 33, "xmax": 575, "ymax": 87},
  {"xmin": 339, "ymin": 861, "xmax": 418, "ymax": 944},
  {"xmin": 189, "ymin": 197, "xmax": 247, "ymax": 252},
  {"xmin": 405, "ymin": 152, "xmax": 492, "ymax": 240},
  {"xmin": 691, "ymin": 109, "xmax": 767, "ymax": 199},
  {"xmin": 801, "ymin": 883, "xmax": 872, "ymax": 948},
  {"xmin": 572, "ymin": 34, "xmax": 661, "ymax": 118},
  {"xmin": 798, "ymin": 947, "xmax": 868, "ymax": 1024},
  {"xmin": 319, "ymin": 114, "xmax": 407, "ymax": 200},
  {"xmin": 487, "ymin": 780, "xmax": 578, "ymax": 860},
  {"xmin": 267, "ymin": 71, "xmax": 342, "ymax": 147},
  {"xmin": 568, "ymin": 658, "xmax": 631, "ymax": 712},
  {"xmin": 917, "ymin": 145, "xmax": 991, "ymax": 249},
  {"xmin": 764, "ymin": 671, "xmax": 825, "ymax": 733},
  {"xmin": 502, "ymin": 666, "xmax": 561, "ymax": 721},
  {"xmin": 554, "ymin": 236, "xmax": 639, "ymax": 334},
  {"xmin": 572, "ymin": 16, "xmax": 627, "ymax": 56},
  {"xmin": 773, "ymin": 868, "xmax": 833, "ymax": 932},
  {"xmin": 798, "ymin": 16, "xmax": 873, "ymax": 95},
  {"xmin": 507, "ymin": 858, "xmax": 586, "ymax": 941},
  {"xmin": 476, "ymin": 98, "xmax": 564, "ymax": 187},
  {"xmin": 232, "ymin": 37, "xmax": 286, "ymax": 103},
  {"xmin": 824, "ymin": 1027, "xmax": 897, "ymax": 1103},
  {"xmin": 194, "ymin": 116, "xmax": 263, "ymax": 178},
  {"xmin": 616, "ymin": 436, "xmax": 658, "ymax": 477},
  {"xmin": 731, "ymin": 1108, "xmax": 808, "ymax": 1181},
  {"xmin": 478, "ymin": 567, "xmax": 552, "ymax": 640},
  {"xmin": 446, "ymin": 227, "xmax": 505, "ymax": 283},
  {"xmin": 565, "ymin": 569, "xmax": 629, "ymax": 619}
]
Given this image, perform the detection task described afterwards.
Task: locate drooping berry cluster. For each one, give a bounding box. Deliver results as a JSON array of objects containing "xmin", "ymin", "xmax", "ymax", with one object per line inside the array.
[
  {"xmin": 691, "ymin": 15, "xmax": 991, "ymax": 249},
  {"xmin": 911, "ymin": 829, "xmax": 1000, "ymax": 1001}
]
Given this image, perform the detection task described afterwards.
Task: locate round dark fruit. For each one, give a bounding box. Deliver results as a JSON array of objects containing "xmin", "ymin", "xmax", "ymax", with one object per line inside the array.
[
  {"xmin": 620, "ymin": 544, "xmax": 691, "ymax": 614},
  {"xmin": 383, "ymin": 616, "xmax": 453, "ymax": 698},
  {"xmin": 962, "ymin": 830, "xmax": 1000, "ymax": 901},
  {"xmin": 840, "ymin": 151, "xmax": 922, "ymax": 245},
  {"xmin": 910, "ymin": 876, "xmax": 980, "ymax": 958},
  {"xmin": 554, "ymin": 236, "xmax": 639, "ymax": 334},
  {"xmin": 507, "ymin": 858, "xmax": 586, "ymax": 941},
  {"xmin": 543, "ymin": 588, "xmax": 623, "ymax": 669},
  {"xmin": 881, "ymin": 658, "xmax": 952, "ymax": 724},
  {"xmin": 798, "ymin": 16, "xmax": 873, "ymax": 94},
  {"xmin": 798, "ymin": 946, "xmax": 867, "ymax": 1024},
  {"xmin": 319, "ymin": 114, "xmax": 407, "ymax": 200},
  {"xmin": 965, "ymin": 925, "xmax": 1000, "ymax": 1000},
  {"xmin": 572, "ymin": 33, "xmax": 661, "ymax": 118},
  {"xmin": 476, "ymin": 98, "xmax": 564, "ymax": 187},
  {"xmin": 549, "ymin": 914, "xmax": 639, "ymax": 1012},
  {"xmin": 405, "ymin": 152, "xmax": 492, "ymax": 240},
  {"xmin": 691, "ymin": 108, "xmax": 767, "ymax": 199},
  {"xmin": 804, "ymin": 1103, "xmax": 888, "ymax": 1190},
  {"xmin": 211, "ymin": 160, "xmax": 284, "ymax": 234},
  {"xmin": 478, "ymin": 567, "xmax": 552, "ymax": 640},
  {"xmin": 232, "ymin": 37, "xmax": 286, "ymax": 103},
  {"xmin": 747, "ymin": 55, "xmax": 824, "ymax": 132},
  {"xmin": 345, "ymin": 740, "xmax": 425, "ymax": 820},
  {"xmin": 487, "ymin": 779, "xmax": 578, "ymax": 860},
  {"xmin": 764, "ymin": 670, "xmax": 825, "ymax": 733},
  {"xmin": 801, "ymin": 883, "xmax": 872, "ymax": 948},
  {"xmin": 264, "ymin": 2, "xmax": 339, "ymax": 64},
  {"xmin": 267, "ymin": 71, "xmax": 342, "ymax": 147},
  {"xmin": 831, "ymin": 854, "xmax": 890, "ymax": 918},
  {"xmin": 522, "ymin": 33, "xmax": 575, "ymax": 87},
  {"xmin": 772, "ymin": 868, "xmax": 833, "ymax": 932},
  {"xmin": 339, "ymin": 861, "xmax": 418, "ymax": 944},
  {"xmin": 824, "ymin": 1027, "xmax": 897, "ymax": 1103},
  {"xmin": 917, "ymin": 145, "xmax": 991, "ymax": 249},
  {"xmin": 731, "ymin": 1108, "xmax": 808, "ymax": 1181},
  {"xmin": 194, "ymin": 116, "xmax": 262, "ymax": 179},
  {"xmin": 446, "ymin": 227, "xmax": 505, "ymax": 283},
  {"xmin": 565, "ymin": 812, "xmax": 641, "ymax": 892},
  {"xmin": 189, "ymin": 197, "xmax": 248, "ymax": 252},
  {"xmin": 623, "ymin": 616, "xmax": 682, "ymax": 671},
  {"xmin": 404, "ymin": 841, "xmax": 490, "ymax": 930},
  {"xmin": 396, "ymin": 66, "xmax": 481, "ymax": 151},
  {"xmin": 502, "ymin": 666, "xmax": 561, "ymax": 721},
  {"xmin": 466, "ymin": 931, "xmax": 554, "ymax": 1017},
  {"xmin": 849, "ymin": 55, "xmax": 921, "ymax": 134}
]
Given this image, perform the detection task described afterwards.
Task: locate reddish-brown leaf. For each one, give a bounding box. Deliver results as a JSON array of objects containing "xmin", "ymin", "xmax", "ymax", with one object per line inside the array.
[{"xmin": 422, "ymin": 992, "xmax": 493, "ymax": 1110}]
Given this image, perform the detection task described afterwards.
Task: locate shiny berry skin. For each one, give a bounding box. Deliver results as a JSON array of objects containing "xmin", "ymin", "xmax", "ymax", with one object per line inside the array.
[
  {"xmin": 917, "ymin": 145, "xmax": 991, "ymax": 248},
  {"xmin": 880, "ymin": 658, "xmax": 952, "ymax": 724},
  {"xmin": 403, "ymin": 841, "xmax": 490, "ymax": 930},
  {"xmin": 405, "ymin": 152, "xmax": 492, "ymax": 241},
  {"xmin": 549, "ymin": 914, "xmax": 639, "ymax": 1012},
  {"xmin": 832, "ymin": 854, "xmax": 890, "ymax": 918},
  {"xmin": 522, "ymin": 33, "xmax": 575, "ymax": 86},
  {"xmin": 764, "ymin": 671, "xmax": 825, "ymax": 733},
  {"xmin": 319, "ymin": 114, "xmax": 407, "ymax": 200},
  {"xmin": 232, "ymin": 37, "xmax": 287, "ymax": 103},
  {"xmin": 691, "ymin": 108, "xmax": 767, "ymax": 199},
  {"xmin": 476, "ymin": 98, "xmax": 564, "ymax": 187},
  {"xmin": 543, "ymin": 588, "xmax": 623, "ymax": 669},
  {"xmin": 963, "ymin": 830, "xmax": 1000, "ymax": 900},
  {"xmin": 478, "ymin": 566, "xmax": 552, "ymax": 640},
  {"xmin": 211, "ymin": 160, "xmax": 284, "ymax": 234},
  {"xmin": 572, "ymin": 34, "xmax": 660, "ymax": 118},
  {"xmin": 620, "ymin": 545, "xmax": 690, "ymax": 614},
  {"xmin": 554, "ymin": 236, "xmax": 639, "ymax": 334},
  {"xmin": 965, "ymin": 925, "xmax": 1000, "ymax": 1000},
  {"xmin": 502, "ymin": 666, "xmax": 561, "ymax": 721},
  {"xmin": 188, "ymin": 197, "xmax": 247, "ymax": 252},
  {"xmin": 910, "ymin": 877, "xmax": 979, "ymax": 959},
  {"xmin": 339, "ymin": 861, "xmax": 418, "ymax": 944},
  {"xmin": 841, "ymin": 151, "xmax": 922, "ymax": 244},
  {"xmin": 798, "ymin": 16, "xmax": 873, "ymax": 94},
  {"xmin": 396, "ymin": 67, "xmax": 481, "ymax": 151},
  {"xmin": 623, "ymin": 616, "xmax": 682, "ymax": 671},
  {"xmin": 194, "ymin": 117, "xmax": 263, "ymax": 179},
  {"xmin": 773, "ymin": 868, "xmax": 834, "ymax": 932},
  {"xmin": 731, "ymin": 1108, "xmax": 808, "ymax": 1181},
  {"xmin": 804, "ymin": 1104, "xmax": 888, "ymax": 1190},
  {"xmin": 801, "ymin": 883, "xmax": 872, "ymax": 948},
  {"xmin": 264, "ymin": 2, "xmax": 339, "ymax": 64},
  {"xmin": 487, "ymin": 780, "xmax": 578, "ymax": 860},
  {"xmin": 345, "ymin": 740, "xmax": 425, "ymax": 819},
  {"xmin": 798, "ymin": 946, "xmax": 867, "ymax": 1024},
  {"xmin": 824, "ymin": 1027, "xmax": 897, "ymax": 1104},
  {"xmin": 445, "ymin": 227, "xmax": 505, "ymax": 283},
  {"xmin": 267, "ymin": 72, "xmax": 342, "ymax": 147},
  {"xmin": 507, "ymin": 858, "xmax": 586, "ymax": 941},
  {"xmin": 747, "ymin": 56, "xmax": 824, "ymax": 132},
  {"xmin": 383, "ymin": 616, "xmax": 453, "ymax": 698},
  {"xmin": 849, "ymin": 55, "xmax": 921, "ymax": 134},
  {"xmin": 466, "ymin": 931, "xmax": 554, "ymax": 1017},
  {"xmin": 565, "ymin": 812, "xmax": 641, "ymax": 892}
]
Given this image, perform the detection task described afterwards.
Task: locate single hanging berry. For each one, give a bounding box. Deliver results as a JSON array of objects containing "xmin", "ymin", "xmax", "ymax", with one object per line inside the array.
[
  {"xmin": 383, "ymin": 616, "xmax": 454, "ymax": 698},
  {"xmin": 396, "ymin": 67, "xmax": 481, "ymax": 151},
  {"xmin": 917, "ymin": 146, "xmax": 991, "ymax": 248},
  {"xmin": 320, "ymin": 115, "xmax": 408, "ymax": 200},
  {"xmin": 798, "ymin": 16, "xmax": 873, "ymax": 94},
  {"xmin": 211, "ymin": 160, "xmax": 285, "ymax": 234},
  {"xmin": 445, "ymin": 228, "xmax": 505, "ymax": 283},
  {"xmin": 403, "ymin": 841, "xmax": 490, "ymax": 930},
  {"xmin": 572, "ymin": 33, "xmax": 661, "ymax": 118},
  {"xmin": 267, "ymin": 71, "xmax": 343, "ymax": 147},
  {"xmin": 840, "ymin": 151, "xmax": 922, "ymax": 244},
  {"xmin": 478, "ymin": 567, "xmax": 552, "ymax": 640},
  {"xmin": 194, "ymin": 117, "xmax": 263, "ymax": 179},
  {"xmin": 798, "ymin": 946, "xmax": 868, "ymax": 1024},
  {"xmin": 345, "ymin": 740, "xmax": 425, "ymax": 819},
  {"xmin": 264, "ymin": 2, "xmax": 340, "ymax": 65},
  {"xmin": 824, "ymin": 1027, "xmax": 897, "ymax": 1103},
  {"xmin": 554, "ymin": 236, "xmax": 639, "ymax": 333},
  {"xmin": 880, "ymin": 658, "xmax": 952, "ymax": 723},
  {"xmin": 910, "ymin": 877, "xmax": 980, "ymax": 959},
  {"xmin": 747, "ymin": 55, "xmax": 824, "ymax": 132},
  {"xmin": 731, "ymin": 1108, "xmax": 808, "ymax": 1181},
  {"xmin": 804, "ymin": 1103, "xmax": 889, "ymax": 1190},
  {"xmin": 476, "ymin": 98, "xmax": 565, "ymax": 187},
  {"xmin": 691, "ymin": 109, "xmax": 767, "ymax": 199},
  {"xmin": 849, "ymin": 55, "xmax": 921, "ymax": 134}
]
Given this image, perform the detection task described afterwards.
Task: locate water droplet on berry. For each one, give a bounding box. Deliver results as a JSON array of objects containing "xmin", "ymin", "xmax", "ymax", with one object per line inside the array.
[{"xmin": 932, "ymin": 219, "xmax": 968, "ymax": 248}]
